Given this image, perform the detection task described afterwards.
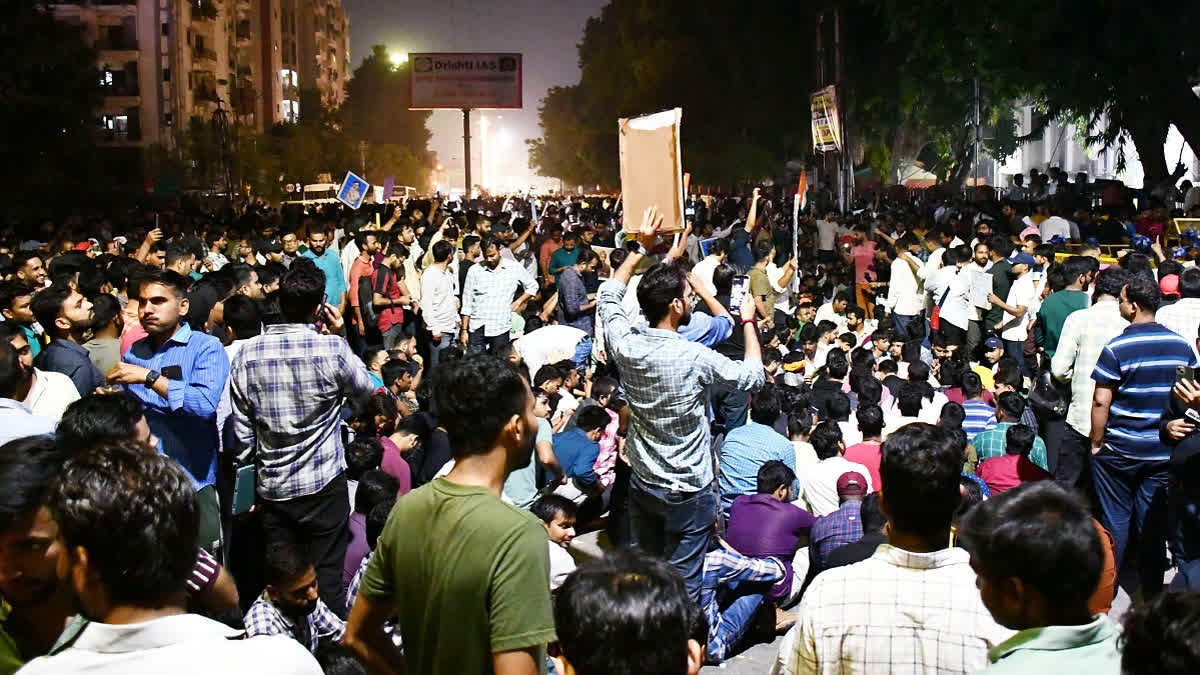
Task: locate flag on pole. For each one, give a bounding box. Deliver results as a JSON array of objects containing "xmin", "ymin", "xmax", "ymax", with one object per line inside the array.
[{"xmin": 797, "ymin": 169, "xmax": 808, "ymax": 213}]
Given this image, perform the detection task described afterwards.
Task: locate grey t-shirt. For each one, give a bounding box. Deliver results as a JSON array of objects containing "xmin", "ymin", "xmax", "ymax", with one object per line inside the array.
[{"xmin": 502, "ymin": 417, "xmax": 553, "ymax": 508}]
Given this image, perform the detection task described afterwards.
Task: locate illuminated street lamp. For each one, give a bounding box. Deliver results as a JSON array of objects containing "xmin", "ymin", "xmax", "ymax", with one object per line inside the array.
[{"xmin": 388, "ymin": 50, "xmax": 407, "ymax": 69}]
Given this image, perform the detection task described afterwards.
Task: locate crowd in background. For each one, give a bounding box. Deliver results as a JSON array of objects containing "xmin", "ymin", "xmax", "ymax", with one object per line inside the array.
[{"xmin": 0, "ymin": 168, "xmax": 1199, "ymax": 674}]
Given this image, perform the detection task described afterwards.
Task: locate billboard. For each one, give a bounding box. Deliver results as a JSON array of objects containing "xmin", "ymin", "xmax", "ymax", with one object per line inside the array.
[
  {"xmin": 810, "ymin": 85, "xmax": 843, "ymax": 152},
  {"xmin": 409, "ymin": 53, "xmax": 523, "ymax": 110}
]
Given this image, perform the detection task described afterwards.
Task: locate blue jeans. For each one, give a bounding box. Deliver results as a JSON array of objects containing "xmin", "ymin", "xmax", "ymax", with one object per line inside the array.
[
  {"xmin": 467, "ymin": 327, "xmax": 510, "ymax": 356},
  {"xmin": 428, "ymin": 331, "xmax": 456, "ymax": 369},
  {"xmin": 1092, "ymin": 450, "xmax": 1170, "ymax": 597},
  {"xmin": 572, "ymin": 337, "xmax": 593, "ymax": 374},
  {"xmin": 707, "ymin": 577, "xmax": 772, "ymax": 664},
  {"xmin": 1004, "ymin": 338, "xmax": 1031, "ymax": 377},
  {"xmin": 892, "ymin": 312, "xmax": 922, "ymax": 342},
  {"xmin": 629, "ymin": 472, "xmax": 717, "ymax": 602},
  {"xmin": 1169, "ymin": 476, "xmax": 1200, "ymax": 581}
]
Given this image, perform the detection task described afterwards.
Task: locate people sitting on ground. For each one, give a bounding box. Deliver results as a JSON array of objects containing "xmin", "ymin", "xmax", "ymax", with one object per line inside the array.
[
  {"xmin": 531, "ymin": 494, "xmax": 578, "ymax": 591},
  {"xmin": 800, "ymin": 421, "xmax": 874, "ymax": 516},
  {"xmin": 245, "ymin": 535, "xmax": 346, "ymax": 654}
]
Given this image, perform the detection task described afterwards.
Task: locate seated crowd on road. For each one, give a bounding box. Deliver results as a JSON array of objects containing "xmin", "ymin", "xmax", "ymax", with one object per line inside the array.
[{"xmin": 2, "ymin": 174, "xmax": 1200, "ymax": 674}]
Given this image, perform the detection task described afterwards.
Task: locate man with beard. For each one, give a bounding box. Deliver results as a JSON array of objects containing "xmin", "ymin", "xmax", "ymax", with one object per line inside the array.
[
  {"xmin": 30, "ymin": 284, "xmax": 101, "ymax": 397},
  {"xmin": 244, "ymin": 535, "xmax": 345, "ymax": 654},
  {"xmin": 0, "ymin": 324, "xmax": 77, "ymax": 422},
  {"xmin": 300, "ymin": 228, "xmax": 347, "ymax": 315},
  {"xmin": 460, "ymin": 235, "xmax": 538, "ymax": 356},
  {"xmin": 112, "ymin": 270, "xmax": 230, "ymax": 555},
  {"xmin": 595, "ymin": 207, "xmax": 765, "ymax": 602},
  {"xmin": 344, "ymin": 355, "xmax": 556, "ymax": 675}
]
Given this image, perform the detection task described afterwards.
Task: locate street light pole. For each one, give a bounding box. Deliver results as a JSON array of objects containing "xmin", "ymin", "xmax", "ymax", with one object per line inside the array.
[{"xmin": 462, "ymin": 108, "xmax": 472, "ymax": 197}]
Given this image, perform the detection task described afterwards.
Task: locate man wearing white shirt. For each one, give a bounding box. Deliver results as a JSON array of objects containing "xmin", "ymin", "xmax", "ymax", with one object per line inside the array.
[
  {"xmin": 963, "ymin": 241, "xmax": 993, "ymax": 362},
  {"xmin": 800, "ymin": 421, "xmax": 874, "ymax": 517},
  {"xmin": 690, "ymin": 238, "xmax": 728, "ymax": 297},
  {"xmin": 1155, "ymin": 266, "xmax": 1200, "ymax": 359},
  {"xmin": 814, "ymin": 292, "xmax": 852, "ymax": 334},
  {"xmin": 925, "ymin": 246, "xmax": 971, "ymax": 345},
  {"xmin": 420, "ymin": 241, "xmax": 461, "ymax": 368},
  {"xmin": 989, "ymin": 251, "xmax": 1038, "ymax": 377},
  {"xmin": 1039, "ymin": 209, "xmax": 1075, "ymax": 242},
  {"xmin": 815, "ymin": 212, "xmax": 847, "ymax": 262},
  {"xmin": 883, "ymin": 234, "xmax": 926, "ymax": 341}
]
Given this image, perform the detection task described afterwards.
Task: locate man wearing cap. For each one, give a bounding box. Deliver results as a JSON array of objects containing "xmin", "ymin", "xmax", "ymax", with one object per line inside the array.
[
  {"xmin": 807, "ymin": 470, "xmax": 868, "ymax": 576},
  {"xmin": 988, "ymin": 250, "xmax": 1038, "ymax": 378},
  {"xmin": 1157, "ymin": 267, "xmax": 1200, "ymax": 360}
]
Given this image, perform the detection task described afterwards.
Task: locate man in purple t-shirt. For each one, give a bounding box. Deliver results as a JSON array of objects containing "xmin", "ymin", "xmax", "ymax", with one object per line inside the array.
[{"xmin": 725, "ymin": 461, "xmax": 816, "ymax": 608}]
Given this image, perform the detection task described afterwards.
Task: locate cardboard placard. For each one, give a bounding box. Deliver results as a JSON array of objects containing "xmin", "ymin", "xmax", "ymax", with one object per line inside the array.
[{"xmin": 619, "ymin": 109, "xmax": 685, "ymax": 232}]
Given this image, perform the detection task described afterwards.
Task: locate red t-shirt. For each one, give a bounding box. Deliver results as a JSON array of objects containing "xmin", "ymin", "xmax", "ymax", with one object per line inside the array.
[
  {"xmin": 374, "ymin": 266, "xmax": 406, "ymax": 333},
  {"xmin": 842, "ymin": 441, "xmax": 882, "ymax": 489},
  {"xmin": 977, "ymin": 454, "xmax": 1049, "ymax": 494}
]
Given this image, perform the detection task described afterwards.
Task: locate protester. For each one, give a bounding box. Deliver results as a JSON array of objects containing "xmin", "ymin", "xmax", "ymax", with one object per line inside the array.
[
  {"xmin": 460, "ymin": 235, "xmax": 539, "ymax": 355},
  {"xmin": 959, "ymin": 482, "xmax": 1119, "ymax": 672},
  {"xmin": 0, "ymin": 323, "xmax": 77, "ymax": 422},
  {"xmin": 18, "ymin": 442, "xmax": 320, "ymax": 674},
  {"xmin": 782, "ymin": 423, "xmax": 1010, "ymax": 673},
  {"xmin": 530, "ymin": 494, "xmax": 578, "ymax": 590},
  {"xmin": 718, "ymin": 384, "xmax": 798, "ymax": 515},
  {"xmin": 343, "ymin": 356, "xmax": 556, "ymax": 674},
  {"xmin": 30, "ymin": 284, "xmax": 101, "ymax": 396},
  {"xmin": 245, "ymin": 534, "xmax": 346, "ymax": 654}
]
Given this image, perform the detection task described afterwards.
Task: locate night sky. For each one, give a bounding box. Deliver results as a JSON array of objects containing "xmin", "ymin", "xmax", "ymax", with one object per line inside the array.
[{"xmin": 341, "ymin": 0, "xmax": 608, "ymax": 191}]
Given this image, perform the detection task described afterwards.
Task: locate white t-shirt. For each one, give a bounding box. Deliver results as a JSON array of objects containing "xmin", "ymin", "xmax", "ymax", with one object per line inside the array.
[
  {"xmin": 514, "ymin": 325, "xmax": 587, "ymax": 381},
  {"xmin": 1001, "ymin": 274, "xmax": 1037, "ymax": 341},
  {"xmin": 548, "ymin": 541, "xmax": 577, "ymax": 590},
  {"xmin": 1039, "ymin": 216, "xmax": 1074, "ymax": 242},
  {"xmin": 816, "ymin": 220, "xmax": 838, "ymax": 251},
  {"xmin": 691, "ymin": 256, "xmax": 721, "ymax": 296},
  {"xmin": 801, "ymin": 456, "xmax": 876, "ymax": 517},
  {"xmin": 927, "ymin": 265, "xmax": 970, "ymax": 331}
]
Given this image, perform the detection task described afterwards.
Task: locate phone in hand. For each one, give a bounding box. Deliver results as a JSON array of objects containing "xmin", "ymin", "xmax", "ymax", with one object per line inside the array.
[
  {"xmin": 1177, "ymin": 365, "xmax": 1195, "ymax": 385},
  {"xmin": 730, "ymin": 275, "xmax": 750, "ymax": 312}
]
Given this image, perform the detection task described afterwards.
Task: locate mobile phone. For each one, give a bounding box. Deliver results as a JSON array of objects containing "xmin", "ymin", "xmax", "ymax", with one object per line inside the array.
[
  {"xmin": 730, "ymin": 275, "xmax": 750, "ymax": 312},
  {"xmin": 1178, "ymin": 365, "xmax": 1195, "ymax": 384},
  {"xmin": 1185, "ymin": 408, "xmax": 1200, "ymax": 425}
]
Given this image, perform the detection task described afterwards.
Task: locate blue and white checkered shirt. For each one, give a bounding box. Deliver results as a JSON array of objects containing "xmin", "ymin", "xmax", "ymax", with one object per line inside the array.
[
  {"xmin": 597, "ymin": 278, "xmax": 765, "ymax": 491},
  {"xmin": 701, "ymin": 549, "xmax": 784, "ymax": 664},
  {"xmin": 229, "ymin": 323, "xmax": 376, "ymax": 501},
  {"xmin": 244, "ymin": 593, "xmax": 344, "ymax": 654},
  {"xmin": 461, "ymin": 258, "xmax": 539, "ymax": 337}
]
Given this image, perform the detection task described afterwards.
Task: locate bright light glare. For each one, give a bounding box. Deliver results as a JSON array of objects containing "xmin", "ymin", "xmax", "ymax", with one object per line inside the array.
[
  {"xmin": 496, "ymin": 129, "xmax": 512, "ymax": 148},
  {"xmin": 389, "ymin": 51, "xmax": 408, "ymax": 66}
]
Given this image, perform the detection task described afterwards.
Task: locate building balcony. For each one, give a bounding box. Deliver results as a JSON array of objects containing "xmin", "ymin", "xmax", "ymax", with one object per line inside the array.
[
  {"xmin": 191, "ymin": 0, "xmax": 218, "ymax": 21},
  {"xmin": 194, "ymin": 86, "xmax": 219, "ymax": 103},
  {"xmin": 193, "ymin": 46, "xmax": 217, "ymax": 65},
  {"xmin": 235, "ymin": 20, "xmax": 251, "ymax": 43},
  {"xmin": 282, "ymin": 83, "xmax": 299, "ymax": 100},
  {"xmin": 231, "ymin": 85, "xmax": 257, "ymax": 115}
]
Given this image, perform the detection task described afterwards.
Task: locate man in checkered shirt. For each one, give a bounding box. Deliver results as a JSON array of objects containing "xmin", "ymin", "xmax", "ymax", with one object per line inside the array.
[
  {"xmin": 778, "ymin": 423, "xmax": 1011, "ymax": 674},
  {"xmin": 230, "ymin": 260, "xmax": 377, "ymax": 616},
  {"xmin": 597, "ymin": 207, "xmax": 765, "ymax": 601},
  {"xmin": 459, "ymin": 234, "xmax": 539, "ymax": 355}
]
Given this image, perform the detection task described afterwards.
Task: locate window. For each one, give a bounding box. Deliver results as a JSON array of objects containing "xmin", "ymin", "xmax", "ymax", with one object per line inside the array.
[
  {"xmin": 161, "ymin": 23, "xmax": 168, "ymax": 36},
  {"xmin": 100, "ymin": 70, "xmax": 114, "ymax": 87},
  {"xmin": 163, "ymin": 67, "xmax": 171, "ymax": 82}
]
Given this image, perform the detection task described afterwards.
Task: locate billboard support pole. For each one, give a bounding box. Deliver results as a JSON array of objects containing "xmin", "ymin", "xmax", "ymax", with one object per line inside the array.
[{"xmin": 462, "ymin": 108, "xmax": 472, "ymax": 198}]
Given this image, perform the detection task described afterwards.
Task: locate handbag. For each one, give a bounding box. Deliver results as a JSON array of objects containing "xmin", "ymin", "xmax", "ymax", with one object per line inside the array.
[
  {"xmin": 930, "ymin": 285, "xmax": 952, "ymax": 331},
  {"xmin": 1028, "ymin": 370, "xmax": 1068, "ymax": 419}
]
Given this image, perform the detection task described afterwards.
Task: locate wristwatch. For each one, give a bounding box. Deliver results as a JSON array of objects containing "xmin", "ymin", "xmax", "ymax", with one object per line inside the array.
[{"xmin": 145, "ymin": 369, "xmax": 162, "ymax": 389}]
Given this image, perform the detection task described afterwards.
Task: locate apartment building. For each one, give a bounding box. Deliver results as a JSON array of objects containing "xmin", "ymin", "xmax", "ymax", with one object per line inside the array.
[{"xmin": 51, "ymin": 0, "xmax": 350, "ymax": 151}]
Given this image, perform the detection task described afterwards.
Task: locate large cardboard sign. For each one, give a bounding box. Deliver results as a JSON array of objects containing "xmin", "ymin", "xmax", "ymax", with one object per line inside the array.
[{"xmin": 619, "ymin": 108, "xmax": 685, "ymax": 232}]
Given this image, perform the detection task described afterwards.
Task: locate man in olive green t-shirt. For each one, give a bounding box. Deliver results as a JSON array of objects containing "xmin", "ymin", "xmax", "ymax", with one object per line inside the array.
[
  {"xmin": 344, "ymin": 356, "xmax": 557, "ymax": 675},
  {"xmin": 749, "ymin": 240, "xmax": 778, "ymax": 327}
]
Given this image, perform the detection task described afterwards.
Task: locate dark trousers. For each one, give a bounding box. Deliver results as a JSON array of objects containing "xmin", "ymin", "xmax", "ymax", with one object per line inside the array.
[
  {"xmin": 1169, "ymin": 476, "xmax": 1200, "ymax": 580},
  {"xmin": 1091, "ymin": 451, "xmax": 1170, "ymax": 597},
  {"xmin": 1053, "ymin": 425, "xmax": 1094, "ymax": 494},
  {"xmin": 1003, "ymin": 339, "xmax": 1031, "ymax": 377},
  {"xmin": 892, "ymin": 313, "xmax": 922, "ymax": 342},
  {"xmin": 467, "ymin": 327, "xmax": 511, "ymax": 356},
  {"xmin": 628, "ymin": 472, "xmax": 717, "ymax": 602},
  {"xmin": 261, "ymin": 474, "xmax": 351, "ymax": 617},
  {"xmin": 965, "ymin": 320, "xmax": 984, "ymax": 363},
  {"xmin": 710, "ymin": 383, "xmax": 750, "ymax": 437},
  {"xmin": 607, "ymin": 458, "xmax": 633, "ymax": 547}
]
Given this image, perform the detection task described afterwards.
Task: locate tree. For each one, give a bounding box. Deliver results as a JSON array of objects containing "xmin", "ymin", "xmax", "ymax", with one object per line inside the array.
[
  {"xmin": 0, "ymin": 2, "xmax": 102, "ymax": 213},
  {"xmin": 876, "ymin": 0, "xmax": 1200, "ymax": 188},
  {"xmin": 342, "ymin": 45, "xmax": 433, "ymax": 187}
]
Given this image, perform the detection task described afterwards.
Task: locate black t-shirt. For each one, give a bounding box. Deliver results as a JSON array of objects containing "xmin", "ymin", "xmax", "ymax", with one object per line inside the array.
[
  {"xmin": 825, "ymin": 531, "xmax": 888, "ymax": 570},
  {"xmin": 711, "ymin": 295, "xmax": 745, "ymax": 361}
]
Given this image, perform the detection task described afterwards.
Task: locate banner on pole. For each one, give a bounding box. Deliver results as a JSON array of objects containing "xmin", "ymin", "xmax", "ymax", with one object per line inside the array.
[{"xmin": 810, "ymin": 86, "xmax": 842, "ymax": 152}]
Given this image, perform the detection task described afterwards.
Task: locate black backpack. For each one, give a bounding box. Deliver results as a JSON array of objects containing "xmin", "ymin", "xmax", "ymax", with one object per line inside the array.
[{"xmin": 359, "ymin": 266, "xmax": 388, "ymax": 327}]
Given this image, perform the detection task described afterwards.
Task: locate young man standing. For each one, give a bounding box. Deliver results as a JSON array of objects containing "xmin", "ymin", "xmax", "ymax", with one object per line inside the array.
[
  {"xmin": 420, "ymin": 240, "xmax": 459, "ymax": 367},
  {"xmin": 883, "ymin": 234, "xmax": 925, "ymax": 340},
  {"xmin": 230, "ymin": 261, "xmax": 377, "ymax": 615},
  {"xmin": 0, "ymin": 281, "xmax": 42, "ymax": 359},
  {"xmin": 110, "ymin": 270, "xmax": 230, "ymax": 554},
  {"xmin": 596, "ymin": 207, "xmax": 764, "ymax": 600},
  {"xmin": 1035, "ymin": 255, "xmax": 1092, "ymax": 361},
  {"xmin": 372, "ymin": 240, "xmax": 413, "ymax": 351},
  {"xmin": 343, "ymin": 356, "xmax": 557, "ymax": 674},
  {"xmin": 300, "ymin": 229, "xmax": 347, "ymax": 315},
  {"xmin": 0, "ymin": 324, "xmax": 78, "ymax": 422},
  {"xmin": 1090, "ymin": 275, "xmax": 1197, "ymax": 598},
  {"xmin": 347, "ymin": 230, "xmax": 381, "ymax": 351},
  {"xmin": 30, "ymin": 284, "xmax": 101, "ymax": 397},
  {"xmin": 989, "ymin": 251, "xmax": 1037, "ymax": 378},
  {"xmin": 460, "ymin": 235, "xmax": 539, "ymax": 356}
]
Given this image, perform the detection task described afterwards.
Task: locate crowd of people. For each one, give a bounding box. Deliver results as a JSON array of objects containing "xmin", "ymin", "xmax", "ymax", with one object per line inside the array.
[{"xmin": 0, "ymin": 170, "xmax": 1198, "ymax": 674}]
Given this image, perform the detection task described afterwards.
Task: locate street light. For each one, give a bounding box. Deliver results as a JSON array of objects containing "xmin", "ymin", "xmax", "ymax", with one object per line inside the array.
[{"xmin": 389, "ymin": 50, "xmax": 407, "ymax": 68}]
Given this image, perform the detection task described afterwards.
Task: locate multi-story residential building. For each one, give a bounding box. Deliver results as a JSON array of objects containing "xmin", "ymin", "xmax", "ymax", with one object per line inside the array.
[{"xmin": 51, "ymin": 0, "xmax": 350, "ymax": 152}]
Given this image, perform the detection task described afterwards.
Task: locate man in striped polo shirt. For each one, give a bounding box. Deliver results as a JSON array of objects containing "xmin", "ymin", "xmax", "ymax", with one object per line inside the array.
[{"xmin": 1090, "ymin": 275, "xmax": 1199, "ymax": 597}]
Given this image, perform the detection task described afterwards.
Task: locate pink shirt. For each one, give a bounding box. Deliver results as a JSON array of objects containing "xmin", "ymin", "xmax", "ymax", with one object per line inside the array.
[
  {"xmin": 842, "ymin": 441, "xmax": 882, "ymax": 489},
  {"xmin": 592, "ymin": 408, "xmax": 620, "ymax": 487},
  {"xmin": 379, "ymin": 436, "xmax": 413, "ymax": 497},
  {"xmin": 852, "ymin": 242, "xmax": 877, "ymax": 283}
]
